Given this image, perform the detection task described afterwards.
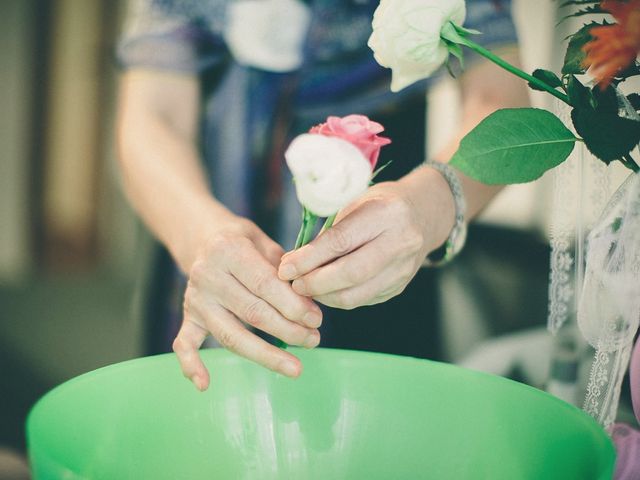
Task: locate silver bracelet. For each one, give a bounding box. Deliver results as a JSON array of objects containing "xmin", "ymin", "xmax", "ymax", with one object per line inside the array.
[{"xmin": 422, "ymin": 161, "xmax": 467, "ymax": 267}]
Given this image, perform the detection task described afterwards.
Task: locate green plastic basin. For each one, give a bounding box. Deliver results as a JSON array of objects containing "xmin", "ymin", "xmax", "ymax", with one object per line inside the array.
[{"xmin": 27, "ymin": 348, "xmax": 614, "ymax": 479}]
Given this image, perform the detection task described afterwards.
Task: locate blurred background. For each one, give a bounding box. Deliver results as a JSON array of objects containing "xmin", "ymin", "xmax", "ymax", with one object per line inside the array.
[
  {"xmin": 0, "ymin": 0, "xmax": 142, "ymax": 464},
  {"xmin": 0, "ymin": 0, "xmax": 570, "ymax": 474}
]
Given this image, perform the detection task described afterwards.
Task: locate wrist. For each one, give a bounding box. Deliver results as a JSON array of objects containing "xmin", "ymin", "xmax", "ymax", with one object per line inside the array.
[
  {"xmin": 401, "ymin": 164, "xmax": 456, "ymax": 253},
  {"xmin": 420, "ymin": 161, "xmax": 467, "ymax": 266},
  {"xmin": 167, "ymin": 196, "xmax": 238, "ymax": 273}
]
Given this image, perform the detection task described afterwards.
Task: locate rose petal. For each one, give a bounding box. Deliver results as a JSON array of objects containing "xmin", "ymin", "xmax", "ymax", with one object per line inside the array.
[
  {"xmin": 368, "ymin": 0, "xmax": 466, "ymax": 92},
  {"xmin": 285, "ymin": 134, "xmax": 373, "ymax": 217}
]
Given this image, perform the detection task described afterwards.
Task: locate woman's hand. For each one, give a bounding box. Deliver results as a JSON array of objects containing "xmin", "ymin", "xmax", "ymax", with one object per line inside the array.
[
  {"xmin": 117, "ymin": 72, "xmax": 322, "ymax": 391},
  {"xmin": 173, "ymin": 216, "xmax": 322, "ymax": 391},
  {"xmin": 277, "ymin": 166, "xmax": 455, "ymax": 309},
  {"xmin": 275, "ymin": 49, "xmax": 529, "ymax": 311}
]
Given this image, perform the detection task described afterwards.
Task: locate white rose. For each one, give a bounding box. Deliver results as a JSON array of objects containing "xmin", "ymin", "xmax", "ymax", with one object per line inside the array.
[
  {"xmin": 368, "ymin": 0, "xmax": 466, "ymax": 92},
  {"xmin": 224, "ymin": 0, "xmax": 311, "ymax": 72},
  {"xmin": 285, "ymin": 134, "xmax": 373, "ymax": 217}
]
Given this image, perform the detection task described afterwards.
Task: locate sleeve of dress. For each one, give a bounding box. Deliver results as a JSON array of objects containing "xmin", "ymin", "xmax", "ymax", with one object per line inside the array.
[
  {"xmin": 117, "ymin": 0, "xmax": 228, "ymax": 74},
  {"xmin": 464, "ymin": 0, "xmax": 519, "ymax": 50}
]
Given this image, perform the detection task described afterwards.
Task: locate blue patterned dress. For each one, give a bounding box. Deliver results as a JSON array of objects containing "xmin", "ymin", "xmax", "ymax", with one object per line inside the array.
[{"xmin": 118, "ymin": 0, "xmax": 518, "ymax": 357}]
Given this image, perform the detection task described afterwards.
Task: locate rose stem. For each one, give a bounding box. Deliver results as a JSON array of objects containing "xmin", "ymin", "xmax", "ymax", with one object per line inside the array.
[
  {"xmin": 294, "ymin": 221, "xmax": 306, "ymax": 250},
  {"xmin": 281, "ymin": 214, "xmax": 309, "ymax": 349},
  {"xmin": 294, "ymin": 208, "xmax": 312, "ymax": 249},
  {"xmin": 321, "ymin": 214, "xmax": 336, "ymax": 233},
  {"xmin": 279, "ymin": 208, "xmax": 318, "ymax": 350},
  {"xmin": 447, "ymin": 24, "xmax": 571, "ymax": 106},
  {"xmin": 300, "ymin": 212, "xmax": 318, "ymax": 246}
]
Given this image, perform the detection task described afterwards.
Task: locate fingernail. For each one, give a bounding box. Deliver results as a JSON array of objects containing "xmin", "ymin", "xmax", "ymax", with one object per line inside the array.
[
  {"xmin": 304, "ymin": 332, "xmax": 320, "ymax": 349},
  {"xmin": 292, "ymin": 279, "xmax": 307, "ymax": 296},
  {"xmin": 281, "ymin": 361, "xmax": 300, "ymax": 378},
  {"xmin": 279, "ymin": 263, "xmax": 298, "ymax": 280},
  {"xmin": 192, "ymin": 375, "xmax": 205, "ymax": 391},
  {"xmin": 303, "ymin": 310, "xmax": 322, "ymax": 328}
]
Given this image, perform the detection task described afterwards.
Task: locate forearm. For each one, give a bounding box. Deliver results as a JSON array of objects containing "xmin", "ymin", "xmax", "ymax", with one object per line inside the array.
[
  {"xmin": 118, "ymin": 118, "xmax": 230, "ymax": 272},
  {"xmin": 117, "ymin": 72, "xmax": 234, "ymax": 272},
  {"xmin": 401, "ymin": 51, "xmax": 530, "ymax": 251},
  {"xmin": 399, "ymin": 107, "xmax": 506, "ymax": 253},
  {"xmin": 401, "ymin": 105, "xmax": 506, "ymax": 250}
]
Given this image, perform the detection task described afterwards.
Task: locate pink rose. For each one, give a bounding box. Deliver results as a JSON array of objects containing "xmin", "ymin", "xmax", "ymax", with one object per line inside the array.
[
  {"xmin": 285, "ymin": 114, "xmax": 392, "ymax": 217},
  {"xmin": 309, "ymin": 114, "xmax": 391, "ymax": 169}
]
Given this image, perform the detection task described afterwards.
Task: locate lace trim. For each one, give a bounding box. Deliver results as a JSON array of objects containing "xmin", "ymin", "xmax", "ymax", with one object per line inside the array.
[
  {"xmin": 584, "ymin": 340, "xmax": 634, "ymax": 429},
  {"xmin": 548, "ymin": 102, "xmax": 577, "ymax": 334},
  {"xmin": 548, "ymin": 161, "xmax": 577, "ymax": 334},
  {"xmin": 548, "ymin": 93, "xmax": 640, "ymax": 428},
  {"xmin": 580, "ymin": 89, "xmax": 640, "ymax": 427}
]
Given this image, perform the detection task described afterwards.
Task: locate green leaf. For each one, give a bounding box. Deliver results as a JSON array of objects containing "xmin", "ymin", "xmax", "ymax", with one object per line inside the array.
[
  {"xmin": 592, "ymin": 85, "xmax": 620, "ymax": 115},
  {"xmin": 628, "ymin": 93, "xmax": 640, "ymax": 111},
  {"xmin": 529, "ymin": 69, "xmax": 563, "ymax": 91},
  {"xmin": 566, "ymin": 75, "xmax": 594, "ymax": 108},
  {"xmin": 616, "ymin": 61, "xmax": 640, "ymax": 83},
  {"xmin": 450, "ymin": 108, "xmax": 577, "ymax": 185},
  {"xmin": 562, "ymin": 22, "xmax": 599, "ymax": 75},
  {"xmin": 558, "ymin": 5, "xmax": 606, "ymax": 23},
  {"xmin": 440, "ymin": 21, "xmax": 467, "ymax": 46},
  {"xmin": 446, "ymin": 41, "xmax": 465, "ymax": 68},
  {"xmin": 452, "ymin": 23, "xmax": 482, "ymax": 37},
  {"xmin": 568, "ymin": 83, "xmax": 640, "ymax": 163},
  {"xmin": 571, "ymin": 107, "xmax": 640, "ymax": 163},
  {"xmin": 559, "ymin": 1, "xmax": 600, "ymax": 6},
  {"xmin": 441, "ymin": 22, "xmax": 469, "ymax": 76},
  {"xmin": 371, "ymin": 160, "xmax": 392, "ymax": 183},
  {"xmin": 445, "ymin": 60, "xmax": 458, "ymax": 79}
]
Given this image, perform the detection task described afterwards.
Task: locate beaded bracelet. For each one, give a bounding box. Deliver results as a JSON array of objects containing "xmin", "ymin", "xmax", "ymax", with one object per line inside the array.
[{"xmin": 422, "ymin": 161, "xmax": 467, "ymax": 267}]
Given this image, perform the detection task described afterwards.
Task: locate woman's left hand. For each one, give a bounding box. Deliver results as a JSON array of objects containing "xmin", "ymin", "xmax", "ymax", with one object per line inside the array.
[{"xmin": 278, "ymin": 166, "xmax": 455, "ymax": 309}]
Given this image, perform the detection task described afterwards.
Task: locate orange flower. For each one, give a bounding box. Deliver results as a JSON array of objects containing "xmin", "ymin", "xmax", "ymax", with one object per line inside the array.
[{"xmin": 582, "ymin": 0, "xmax": 640, "ymax": 89}]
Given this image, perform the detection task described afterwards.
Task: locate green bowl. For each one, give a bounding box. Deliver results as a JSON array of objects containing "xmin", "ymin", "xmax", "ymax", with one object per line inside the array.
[{"xmin": 27, "ymin": 348, "xmax": 614, "ymax": 479}]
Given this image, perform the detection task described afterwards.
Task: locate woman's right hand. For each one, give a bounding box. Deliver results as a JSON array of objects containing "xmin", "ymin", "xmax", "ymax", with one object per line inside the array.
[
  {"xmin": 173, "ymin": 216, "xmax": 322, "ymax": 391},
  {"xmin": 117, "ymin": 71, "xmax": 321, "ymax": 390}
]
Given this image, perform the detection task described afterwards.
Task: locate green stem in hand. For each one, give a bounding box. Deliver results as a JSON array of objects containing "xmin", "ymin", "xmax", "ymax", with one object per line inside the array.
[
  {"xmin": 301, "ymin": 215, "xmax": 319, "ymax": 246},
  {"xmin": 294, "ymin": 209, "xmax": 309, "ymax": 250},
  {"xmin": 441, "ymin": 23, "xmax": 571, "ymax": 106},
  {"xmin": 294, "ymin": 221, "xmax": 306, "ymax": 250},
  {"xmin": 281, "ymin": 208, "xmax": 319, "ymax": 350},
  {"xmin": 321, "ymin": 214, "xmax": 337, "ymax": 233},
  {"xmin": 294, "ymin": 208, "xmax": 319, "ymax": 249}
]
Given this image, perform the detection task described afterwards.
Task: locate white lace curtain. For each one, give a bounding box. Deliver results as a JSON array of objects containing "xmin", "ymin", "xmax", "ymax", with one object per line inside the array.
[{"xmin": 549, "ymin": 96, "xmax": 640, "ymax": 429}]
